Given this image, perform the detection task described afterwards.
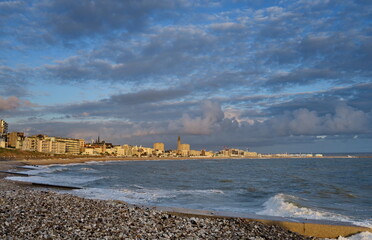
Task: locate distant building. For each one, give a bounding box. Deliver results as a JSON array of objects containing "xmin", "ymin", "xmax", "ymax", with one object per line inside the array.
[
  {"xmin": 177, "ymin": 136, "xmax": 181, "ymax": 150},
  {"xmin": 218, "ymin": 148, "xmax": 257, "ymax": 158},
  {"xmin": 7, "ymin": 132, "xmax": 25, "ymax": 149},
  {"xmin": 22, "ymin": 135, "xmax": 82, "ymax": 155},
  {"xmin": 56, "ymin": 137, "xmax": 84, "ymax": 155},
  {"xmin": 22, "ymin": 135, "xmax": 41, "ymax": 152},
  {"xmin": 0, "ymin": 140, "xmax": 5, "ymax": 148},
  {"xmin": 244, "ymin": 151, "xmax": 258, "ymax": 157},
  {"xmin": 201, "ymin": 150, "xmax": 214, "ymax": 157},
  {"xmin": 189, "ymin": 150, "xmax": 201, "ymax": 156},
  {"xmin": 179, "ymin": 144, "xmax": 190, "ymax": 151},
  {"xmin": 85, "ymin": 137, "xmax": 113, "ymax": 154},
  {"xmin": 0, "ymin": 119, "xmax": 8, "ymax": 136},
  {"xmin": 41, "ymin": 137, "xmax": 66, "ymax": 154},
  {"xmin": 176, "ymin": 136, "xmax": 190, "ymax": 156},
  {"xmin": 153, "ymin": 142, "xmax": 165, "ymax": 152},
  {"xmin": 0, "ymin": 120, "xmax": 8, "ymax": 146},
  {"xmin": 122, "ymin": 144, "xmax": 133, "ymax": 156}
]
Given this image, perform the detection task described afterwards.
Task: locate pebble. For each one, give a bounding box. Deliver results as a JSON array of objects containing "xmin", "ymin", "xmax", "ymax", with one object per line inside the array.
[{"xmin": 0, "ymin": 182, "xmax": 315, "ymax": 239}]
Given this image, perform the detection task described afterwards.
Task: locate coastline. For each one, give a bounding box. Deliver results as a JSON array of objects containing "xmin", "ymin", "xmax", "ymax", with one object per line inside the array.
[
  {"xmin": 17, "ymin": 154, "xmax": 369, "ymax": 166},
  {"xmin": 0, "ymin": 159, "xmax": 313, "ymax": 239},
  {"xmin": 1, "ymin": 159, "xmax": 371, "ymax": 239}
]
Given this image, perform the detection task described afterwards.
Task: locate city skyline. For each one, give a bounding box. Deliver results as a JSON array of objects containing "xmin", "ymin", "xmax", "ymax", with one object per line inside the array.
[{"xmin": 1, "ymin": 1, "xmax": 372, "ymax": 153}]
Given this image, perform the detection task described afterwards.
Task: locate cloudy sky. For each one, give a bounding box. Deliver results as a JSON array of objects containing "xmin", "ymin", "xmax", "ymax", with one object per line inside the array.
[{"xmin": 1, "ymin": 0, "xmax": 372, "ymax": 153}]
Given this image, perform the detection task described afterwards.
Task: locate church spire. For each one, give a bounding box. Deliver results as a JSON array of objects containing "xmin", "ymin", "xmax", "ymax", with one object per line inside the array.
[{"xmin": 177, "ymin": 136, "xmax": 181, "ymax": 150}]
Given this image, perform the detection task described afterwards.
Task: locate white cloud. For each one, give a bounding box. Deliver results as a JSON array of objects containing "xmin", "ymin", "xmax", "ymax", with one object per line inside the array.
[{"xmin": 169, "ymin": 100, "xmax": 224, "ymax": 135}]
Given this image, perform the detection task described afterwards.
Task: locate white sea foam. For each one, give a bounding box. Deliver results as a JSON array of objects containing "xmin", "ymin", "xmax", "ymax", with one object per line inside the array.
[
  {"xmin": 257, "ymin": 193, "xmax": 372, "ymax": 228},
  {"xmin": 73, "ymin": 187, "xmax": 176, "ymax": 204},
  {"xmin": 17, "ymin": 165, "xmax": 40, "ymax": 170},
  {"xmin": 323, "ymin": 232, "xmax": 372, "ymax": 240},
  {"xmin": 71, "ymin": 187, "xmax": 225, "ymax": 205},
  {"xmin": 6, "ymin": 174, "xmax": 103, "ymax": 187}
]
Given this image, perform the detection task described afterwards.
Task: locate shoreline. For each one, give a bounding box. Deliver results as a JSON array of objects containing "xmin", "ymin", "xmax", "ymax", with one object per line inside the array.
[
  {"xmin": 16, "ymin": 154, "xmax": 369, "ymax": 166},
  {"xmin": 0, "ymin": 160, "xmax": 313, "ymax": 239},
  {"xmin": 1, "ymin": 159, "xmax": 371, "ymax": 239}
]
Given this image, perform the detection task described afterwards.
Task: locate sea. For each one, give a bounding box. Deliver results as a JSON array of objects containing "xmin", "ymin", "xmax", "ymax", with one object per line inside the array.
[{"xmin": 7, "ymin": 156, "xmax": 372, "ymax": 239}]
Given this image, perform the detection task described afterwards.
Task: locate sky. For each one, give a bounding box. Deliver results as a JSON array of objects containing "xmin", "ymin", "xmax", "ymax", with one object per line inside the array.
[{"xmin": 1, "ymin": 0, "xmax": 372, "ymax": 153}]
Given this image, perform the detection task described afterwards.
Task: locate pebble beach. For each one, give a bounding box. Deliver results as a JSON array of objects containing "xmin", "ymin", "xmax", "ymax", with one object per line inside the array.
[{"xmin": 0, "ymin": 160, "xmax": 314, "ymax": 240}]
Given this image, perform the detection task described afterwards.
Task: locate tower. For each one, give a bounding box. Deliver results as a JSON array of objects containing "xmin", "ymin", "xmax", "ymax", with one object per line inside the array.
[
  {"xmin": 0, "ymin": 119, "xmax": 8, "ymax": 136},
  {"xmin": 177, "ymin": 136, "xmax": 181, "ymax": 150}
]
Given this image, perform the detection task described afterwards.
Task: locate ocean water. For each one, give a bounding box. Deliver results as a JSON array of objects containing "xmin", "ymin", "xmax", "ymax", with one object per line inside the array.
[{"xmin": 8, "ymin": 158, "xmax": 372, "ymax": 229}]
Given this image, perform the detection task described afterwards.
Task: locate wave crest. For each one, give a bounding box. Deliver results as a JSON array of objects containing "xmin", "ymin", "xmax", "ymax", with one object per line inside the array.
[{"xmin": 257, "ymin": 193, "xmax": 371, "ymax": 228}]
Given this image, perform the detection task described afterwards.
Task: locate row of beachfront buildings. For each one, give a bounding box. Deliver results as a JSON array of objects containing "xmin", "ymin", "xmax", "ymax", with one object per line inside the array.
[{"xmin": 0, "ymin": 119, "xmax": 259, "ymax": 158}]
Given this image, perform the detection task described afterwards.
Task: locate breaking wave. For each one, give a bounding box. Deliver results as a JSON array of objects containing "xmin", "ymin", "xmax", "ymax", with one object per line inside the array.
[
  {"xmin": 72, "ymin": 186, "xmax": 225, "ymax": 205},
  {"xmin": 257, "ymin": 193, "xmax": 372, "ymax": 228}
]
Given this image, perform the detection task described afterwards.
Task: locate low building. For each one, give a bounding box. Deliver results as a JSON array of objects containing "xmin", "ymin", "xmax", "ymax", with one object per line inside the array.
[
  {"xmin": 202, "ymin": 150, "xmax": 214, "ymax": 157},
  {"xmin": 22, "ymin": 135, "xmax": 82, "ymax": 155},
  {"xmin": 244, "ymin": 151, "xmax": 258, "ymax": 157},
  {"xmin": 83, "ymin": 147, "xmax": 95, "ymax": 155},
  {"xmin": 218, "ymin": 148, "xmax": 257, "ymax": 158},
  {"xmin": 190, "ymin": 150, "xmax": 201, "ymax": 156},
  {"xmin": 56, "ymin": 137, "xmax": 84, "ymax": 155}
]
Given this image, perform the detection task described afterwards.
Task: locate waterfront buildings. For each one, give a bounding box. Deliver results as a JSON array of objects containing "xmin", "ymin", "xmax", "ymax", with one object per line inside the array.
[
  {"xmin": 0, "ymin": 119, "xmax": 266, "ymax": 158},
  {"xmin": 218, "ymin": 148, "xmax": 258, "ymax": 158},
  {"xmin": 21, "ymin": 135, "xmax": 83, "ymax": 155}
]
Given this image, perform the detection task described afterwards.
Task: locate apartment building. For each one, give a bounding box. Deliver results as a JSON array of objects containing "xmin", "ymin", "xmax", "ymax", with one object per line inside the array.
[
  {"xmin": 0, "ymin": 119, "xmax": 8, "ymax": 136},
  {"xmin": 7, "ymin": 132, "xmax": 25, "ymax": 149},
  {"xmin": 56, "ymin": 138, "xmax": 84, "ymax": 155}
]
